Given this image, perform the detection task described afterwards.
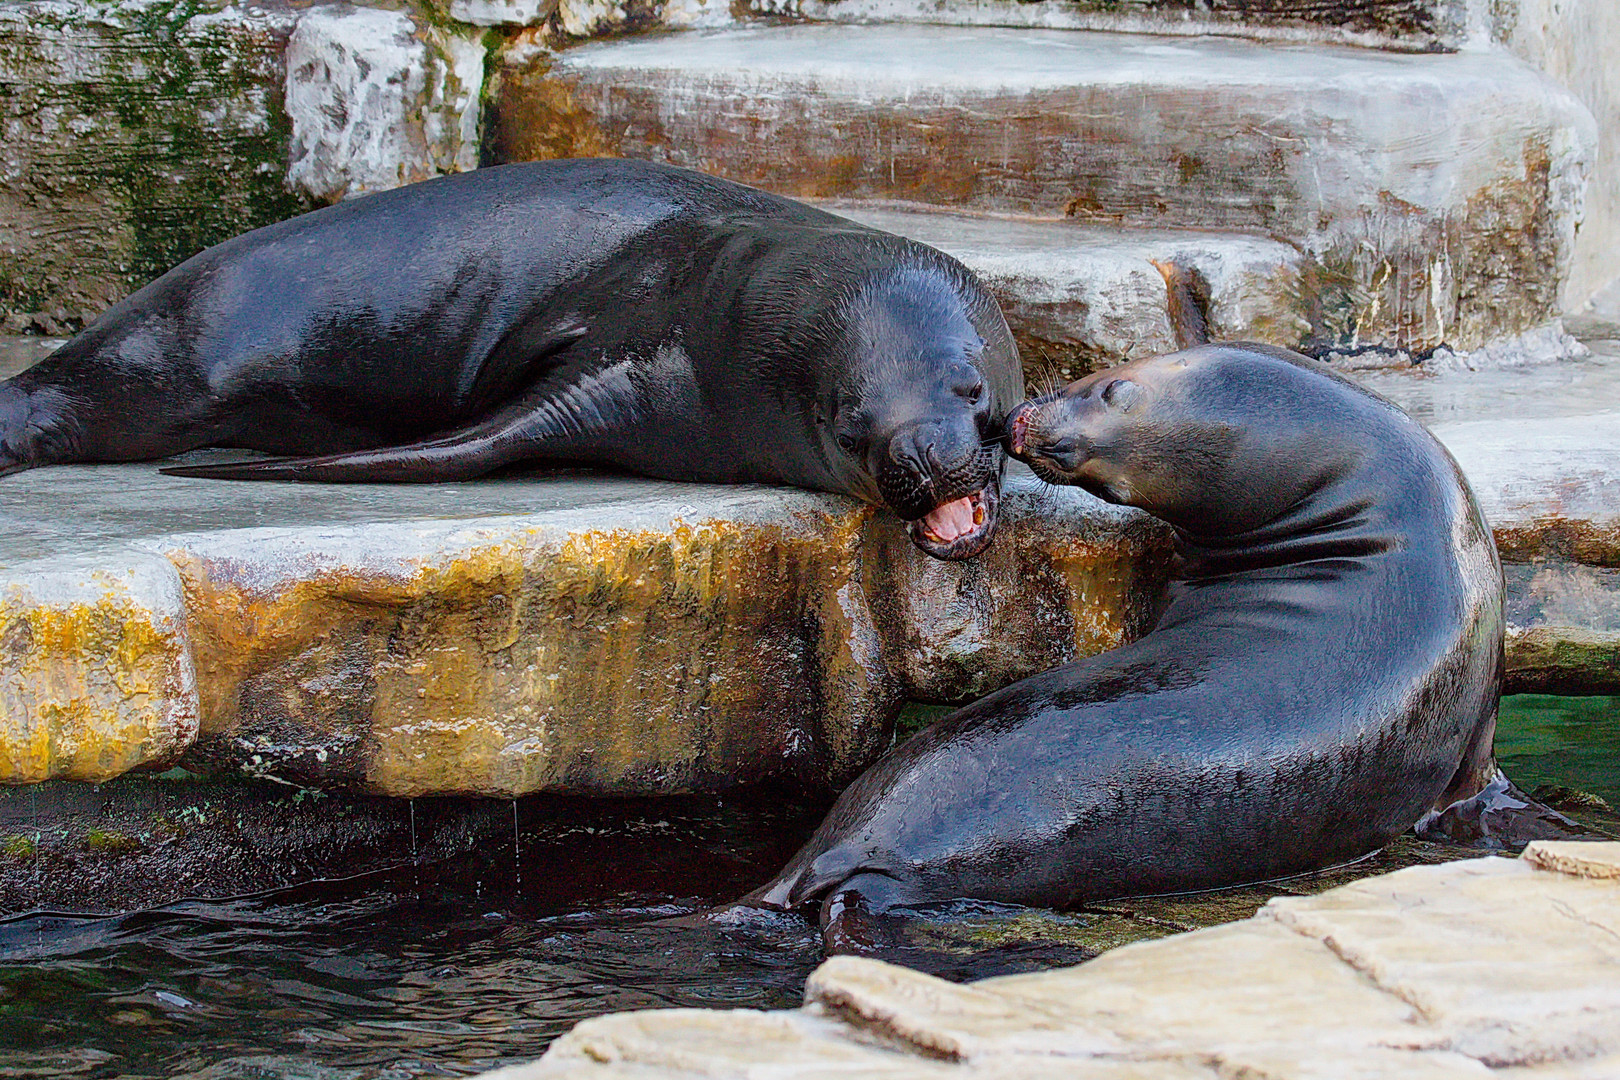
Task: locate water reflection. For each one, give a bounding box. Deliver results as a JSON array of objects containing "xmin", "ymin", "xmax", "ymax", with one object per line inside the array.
[{"xmin": 0, "ymin": 796, "xmax": 824, "ymax": 1079}]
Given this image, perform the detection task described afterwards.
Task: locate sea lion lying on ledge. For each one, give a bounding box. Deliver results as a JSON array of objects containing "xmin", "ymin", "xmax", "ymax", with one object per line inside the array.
[
  {"xmin": 752, "ymin": 342, "xmax": 1583, "ymax": 945},
  {"xmin": 0, "ymin": 159, "xmax": 1021, "ymax": 561}
]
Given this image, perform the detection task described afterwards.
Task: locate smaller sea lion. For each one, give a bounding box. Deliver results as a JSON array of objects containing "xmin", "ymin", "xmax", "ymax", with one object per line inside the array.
[{"xmin": 752, "ymin": 342, "xmax": 1564, "ymax": 941}]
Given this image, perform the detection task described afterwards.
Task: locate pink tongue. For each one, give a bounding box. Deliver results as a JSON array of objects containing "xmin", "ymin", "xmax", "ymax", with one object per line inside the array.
[{"xmin": 923, "ymin": 496, "xmax": 976, "ymax": 542}]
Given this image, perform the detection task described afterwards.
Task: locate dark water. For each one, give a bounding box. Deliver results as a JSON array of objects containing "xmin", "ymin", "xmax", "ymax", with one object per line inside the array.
[
  {"xmin": 0, "ymin": 797, "xmax": 826, "ymax": 1079},
  {"xmin": 1496, "ymin": 694, "xmax": 1620, "ymax": 808},
  {"xmin": 3, "ymin": 696, "xmax": 1617, "ymax": 1079}
]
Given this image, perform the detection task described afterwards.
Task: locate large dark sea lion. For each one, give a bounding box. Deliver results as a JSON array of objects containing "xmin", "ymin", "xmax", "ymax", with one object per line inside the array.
[
  {"xmin": 754, "ymin": 343, "xmax": 1572, "ymax": 941},
  {"xmin": 0, "ymin": 159, "xmax": 1021, "ymax": 560}
]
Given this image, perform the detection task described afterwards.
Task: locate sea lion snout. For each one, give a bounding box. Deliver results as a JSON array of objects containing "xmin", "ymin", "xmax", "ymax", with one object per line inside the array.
[
  {"xmin": 873, "ymin": 419, "xmax": 1002, "ymax": 560},
  {"xmin": 1005, "ymin": 393, "xmax": 1098, "ymax": 485}
]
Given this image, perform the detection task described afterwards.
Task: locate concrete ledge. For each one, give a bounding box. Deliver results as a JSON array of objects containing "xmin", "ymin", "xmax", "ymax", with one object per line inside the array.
[
  {"xmin": 0, "ymin": 463, "xmax": 1172, "ymax": 794},
  {"xmin": 0, "ymin": 552, "xmax": 197, "ymax": 782},
  {"xmin": 503, "ymin": 847, "xmax": 1620, "ymax": 1079}
]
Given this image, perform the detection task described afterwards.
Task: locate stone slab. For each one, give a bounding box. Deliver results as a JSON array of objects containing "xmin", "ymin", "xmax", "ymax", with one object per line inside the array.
[
  {"xmin": 493, "ymin": 852, "xmax": 1620, "ymax": 1079},
  {"xmin": 743, "ymin": 0, "xmax": 1485, "ymax": 53},
  {"xmin": 1265, "ymin": 857, "xmax": 1620, "ymax": 1067},
  {"xmin": 490, "ymin": 24, "xmax": 1595, "ymax": 355},
  {"xmin": 1522, "ymin": 839, "xmax": 1620, "ymax": 878},
  {"xmin": 0, "ymin": 458, "xmax": 1171, "ymax": 793},
  {"xmin": 823, "ymin": 205, "xmax": 1311, "ymax": 381}
]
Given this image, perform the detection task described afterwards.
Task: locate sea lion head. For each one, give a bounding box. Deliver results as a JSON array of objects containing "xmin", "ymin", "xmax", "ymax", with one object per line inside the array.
[
  {"xmin": 1005, "ymin": 345, "xmax": 1361, "ymax": 538},
  {"xmin": 827, "ymin": 267, "xmax": 1010, "ymax": 560}
]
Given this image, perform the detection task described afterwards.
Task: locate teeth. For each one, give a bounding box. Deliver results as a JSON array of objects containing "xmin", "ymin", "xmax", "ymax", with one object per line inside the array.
[{"xmin": 918, "ymin": 491, "xmax": 991, "ymax": 546}]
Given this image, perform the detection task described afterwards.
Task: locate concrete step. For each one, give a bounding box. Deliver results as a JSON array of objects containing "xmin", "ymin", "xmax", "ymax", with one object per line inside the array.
[
  {"xmin": 819, "ymin": 206, "xmax": 1310, "ymax": 380},
  {"xmin": 1364, "ymin": 348, "xmax": 1620, "ymax": 695},
  {"xmin": 738, "ymin": 0, "xmax": 1483, "ymax": 52},
  {"xmin": 491, "ymin": 23, "xmax": 1595, "ymax": 357}
]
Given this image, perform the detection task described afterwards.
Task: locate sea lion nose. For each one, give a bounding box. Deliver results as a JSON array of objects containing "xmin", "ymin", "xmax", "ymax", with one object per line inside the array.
[{"xmin": 889, "ymin": 421, "xmax": 938, "ymax": 473}]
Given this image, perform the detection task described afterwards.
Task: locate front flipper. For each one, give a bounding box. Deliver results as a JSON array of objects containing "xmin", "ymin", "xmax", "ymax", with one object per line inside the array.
[{"xmin": 161, "ymin": 365, "xmax": 639, "ymax": 483}]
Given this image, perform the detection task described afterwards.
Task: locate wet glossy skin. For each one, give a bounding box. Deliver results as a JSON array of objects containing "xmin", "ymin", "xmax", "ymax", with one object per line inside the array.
[
  {"xmin": 0, "ymin": 159, "xmax": 1022, "ymax": 560},
  {"xmin": 755, "ymin": 344, "xmax": 1503, "ymax": 925}
]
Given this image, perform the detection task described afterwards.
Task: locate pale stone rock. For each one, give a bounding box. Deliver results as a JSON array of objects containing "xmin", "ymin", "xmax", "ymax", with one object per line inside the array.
[
  {"xmin": 1494, "ymin": 0, "xmax": 1620, "ymax": 308},
  {"xmin": 1523, "ymin": 840, "xmax": 1620, "ymax": 879},
  {"xmin": 450, "ymin": 0, "xmax": 559, "ymax": 26},
  {"xmin": 0, "ymin": 551, "xmax": 198, "ymax": 783},
  {"xmin": 544, "ymin": 1008, "xmax": 952, "ymax": 1076},
  {"xmin": 1206, "ymin": 1047, "xmax": 1494, "ymax": 1079},
  {"xmin": 1264, "ymin": 857, "xmax": 1620, "ymax": 1067},
  {"xmin": 1495, "ymin": 1054, "xmax": 1620, "ymax": 1080},
  {"xmin": 745, "ymin": 0, "xmax": 1487, "ymax": 52},
  {"xmin": 661, "ymin": 0, "xmax": 734, "ymax": 29},
  {"xmin": 804, "ymin": 954, "xmax": 1120, "ymax": 1060},
  {"xmin": 980, "ymin": 919, "xmax": 1432, "ymax": 1057},
  {"xmin": 1424, "ymin": 322, "xmax": 1590, "ymax": 373},
  {"xmin": 495, "ymin": 24, "xmax": 1595, "ymax": 355},
  {"xmin": 284, "ymin": 6, "xmax": 484, "ymax": 203}
]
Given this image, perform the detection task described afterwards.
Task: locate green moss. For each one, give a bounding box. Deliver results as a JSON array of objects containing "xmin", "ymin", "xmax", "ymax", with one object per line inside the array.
[
  {"xmin": 1, "ymin": 0, "xmax": 315, "ymax": 327},
  {"xmin": 0, "ymin": 834, "xmax": 37, "ymax": 858},
  {"xmin": 84, "ymin": 828, "xmax": 142, "ymax": 854}
]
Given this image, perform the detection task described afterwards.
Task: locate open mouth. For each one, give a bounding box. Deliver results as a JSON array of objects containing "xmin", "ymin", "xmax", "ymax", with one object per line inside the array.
[{"xmin": 906, "ymin": 482, "xmax": 999, "ymax": 561}]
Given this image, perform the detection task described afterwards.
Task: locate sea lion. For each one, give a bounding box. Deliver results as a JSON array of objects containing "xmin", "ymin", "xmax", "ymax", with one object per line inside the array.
[
  {"xmin": 0, "ymin": 159, "xmax": 1021, "ymax": 560},
  {"xmin": 752, "ymin": 343, "xmax": 1521, "ymax": 937}
]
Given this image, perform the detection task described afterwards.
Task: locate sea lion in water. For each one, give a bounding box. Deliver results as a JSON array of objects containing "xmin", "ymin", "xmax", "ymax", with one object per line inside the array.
[
  {"xmin": 753, "ymin": 342, "xmax": 1534, "ymax": 938},
  {"xmin": 0, "ymin": 159, "xmax": 1021, "ymax": 560}
]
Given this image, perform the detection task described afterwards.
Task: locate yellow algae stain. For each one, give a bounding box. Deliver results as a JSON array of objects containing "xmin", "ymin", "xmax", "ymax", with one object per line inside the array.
[
  {"xmin": 363, "ymin": 507, "xmax": 877, "ymax": 797},
  {"xmin": 0, "ymin": 592, "xmax": 195, "ymax": 784}
]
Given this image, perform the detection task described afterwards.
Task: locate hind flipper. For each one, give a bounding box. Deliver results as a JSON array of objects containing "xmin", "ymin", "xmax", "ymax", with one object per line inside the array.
[
  {"xmin": 161, "ymin": 369, "xmax": 638, "ymax": 483},
  {"xmin": 1414, "ymin": 768, "xmax": 1604, "ymax": 849},
  {"xmin": 1, "ymin": 381, "xmax": 77, "ymax": 477}
]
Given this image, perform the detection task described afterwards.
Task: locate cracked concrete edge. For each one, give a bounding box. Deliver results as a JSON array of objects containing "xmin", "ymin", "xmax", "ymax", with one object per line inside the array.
[{"xmin": 0, "ymin": 472, "xmax": 1171, "ymax": 791}]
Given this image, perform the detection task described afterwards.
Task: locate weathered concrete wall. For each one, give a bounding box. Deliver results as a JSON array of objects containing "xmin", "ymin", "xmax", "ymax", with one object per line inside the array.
[
  {"xmin": 744, "ymin": 0, "xmax": 1490, "ymax": 51},
  {"xmin": 0, "ymin": 0, "xmax": 311, "ymax": 334},
  {"xmin": 0, "ymin": 0, "xmax": 486, "ymax": 334},
  {"xmin": 489, "ymin": 26, "xmax": 1594, "ymax": 356},
  {"xmin": 1494, "ymin": 0, "xmax": 1620, "ymax": 309}
]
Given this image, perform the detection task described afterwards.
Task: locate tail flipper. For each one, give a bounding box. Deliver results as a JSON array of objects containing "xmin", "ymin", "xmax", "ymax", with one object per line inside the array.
[
  {"xmin": 161, "ymin": 375, "xmax": 630, "ymax": 483},
  {"xmin": 1, "ymin": 381, "xmax": 75, "ymax": 477}
]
